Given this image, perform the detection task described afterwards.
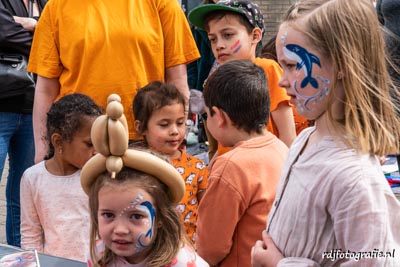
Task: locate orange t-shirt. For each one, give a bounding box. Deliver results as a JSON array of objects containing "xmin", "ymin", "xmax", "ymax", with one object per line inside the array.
[
  {"xmin": 28, "ymin": 0, "xmax": 200, "ymax": 140},
  {"xmin": 253, "ymin": 57, "xmax": 290, "ymax": 135}
]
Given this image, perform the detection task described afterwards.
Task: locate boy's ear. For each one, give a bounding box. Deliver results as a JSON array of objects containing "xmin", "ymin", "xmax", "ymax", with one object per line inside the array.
[
  {"xmin": 212, "ymin": 106, "xmax": 230, "ymax": 128},
  {"xmin": 251, "ymin": 28, "xmax": 263, "ymax": 44}
]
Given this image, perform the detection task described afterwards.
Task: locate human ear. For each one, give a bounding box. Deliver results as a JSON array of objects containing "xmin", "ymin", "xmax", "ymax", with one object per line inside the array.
[
  {"xmin": 251, "ymin": 28, "xmax": 262, "ymax": 44},
  {"xmin": 212, "ymin": 106, "xmax": 229, "ymax": 128},
  {"xmin": 51, "ymin": 133, "xmax": 63, "ymax": 153},
  {"xmin": 134, "ymin": 120, "xmax": 143, "ymax": 134}
]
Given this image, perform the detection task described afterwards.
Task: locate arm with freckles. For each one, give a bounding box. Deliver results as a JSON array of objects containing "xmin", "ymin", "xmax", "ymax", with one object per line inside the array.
[
  {"xmin": 33, "ymin": 76, "xmax": 60, "ymax": 163},
  {"xmin": 166, "ymin": 64, "xmax": 190, "ymax": 106}
]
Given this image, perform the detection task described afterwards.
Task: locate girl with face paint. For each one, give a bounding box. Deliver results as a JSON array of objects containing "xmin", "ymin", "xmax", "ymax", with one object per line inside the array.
[
  {"xmin": 251, "ymin": 0, "xmax": 400, "ymax": 266},
  {"xmin": 85, "ymin": 167, "xmax": 209, "ymax": 267},
  {"xmin": 82, "ymin": 95, "xmax": 209, "ymax": 267}
]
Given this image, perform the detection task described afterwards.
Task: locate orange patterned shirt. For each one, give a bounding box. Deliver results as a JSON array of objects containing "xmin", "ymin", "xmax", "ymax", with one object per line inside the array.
[{"xmin": 172, "ymin": 151, "xmax": 208, "ymax": 242}]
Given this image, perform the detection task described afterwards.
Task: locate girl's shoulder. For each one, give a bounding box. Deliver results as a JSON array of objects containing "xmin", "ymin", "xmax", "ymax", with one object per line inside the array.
[
  {"xmin": 166, "ymin": 244, "xmax": 209, "ymax": 267},
  {"xmin": 176, "ymin": 151, "xmax": 207, "ymax": 169}
]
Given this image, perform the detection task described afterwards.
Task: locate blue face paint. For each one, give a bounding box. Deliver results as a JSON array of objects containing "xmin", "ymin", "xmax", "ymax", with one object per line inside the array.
[
  {"xmin": 120, "ymin": 192, "xmax": 144, "ymax": 217},
  {"xmin": 135, "ymin": 201, "xmax": 156, "ymax": 250},
  {"xmin": 283, "ymin": 44, "xmax": 321, "ymax": 88},
  {"xmin": 293, "ymin": 78, "xmax": 330, "ymax": 111},
  {"xmin": 282, "ymin": 42, "xmax": 331, "ymax": 111}
]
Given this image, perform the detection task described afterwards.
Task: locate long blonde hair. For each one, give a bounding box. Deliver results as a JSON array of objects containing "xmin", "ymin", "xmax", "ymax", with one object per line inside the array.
[{"xmin": 283, "ymin": 0, "xmax": 400, "ymax": 155}]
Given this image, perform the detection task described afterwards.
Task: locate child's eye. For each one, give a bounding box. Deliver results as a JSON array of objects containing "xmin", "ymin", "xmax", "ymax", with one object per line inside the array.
[
  {"xmin": 209, "ymin": 37, "xmax": 216, "ymax": 43},
  {"xmin": 223, "ymin": 33, "xmax": 233, "ymax": 39},
  {"xmin": 131, "ymin": 213, "xmax": 144, "ymax": 220},
  {"xmin": 159, "ymin": 123, "xmax": 168, "ymax": 127},
  {"xmin": 282, "ymin": 63, "xmax": 296, "ymax": 70},
  {"xmin": 101, "ymin": 212, "xmax": 114, "ymax": 219}
]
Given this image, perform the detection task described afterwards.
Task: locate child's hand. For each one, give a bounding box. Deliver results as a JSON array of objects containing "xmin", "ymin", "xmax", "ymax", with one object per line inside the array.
[{"xmin": 251, "ymin": 230, "xmax": 283, "ymax": 267}]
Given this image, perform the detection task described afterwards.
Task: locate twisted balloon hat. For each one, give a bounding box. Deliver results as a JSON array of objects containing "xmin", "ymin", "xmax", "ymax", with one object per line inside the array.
[{"xmin": 80, "ymin": 94, "xmax": 185, "ymax": 204}]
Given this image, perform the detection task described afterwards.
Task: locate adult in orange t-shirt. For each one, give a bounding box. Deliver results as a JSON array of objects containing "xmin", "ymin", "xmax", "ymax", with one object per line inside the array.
[{"xmin": 28, "ymin": 0, "xmax": 200, "ymax": 163}]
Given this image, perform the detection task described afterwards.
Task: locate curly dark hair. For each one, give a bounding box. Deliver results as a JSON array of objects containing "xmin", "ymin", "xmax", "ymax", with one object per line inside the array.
[{"xmin": 45, "ymin": 93, "xmax": 102, "ymax": 160}]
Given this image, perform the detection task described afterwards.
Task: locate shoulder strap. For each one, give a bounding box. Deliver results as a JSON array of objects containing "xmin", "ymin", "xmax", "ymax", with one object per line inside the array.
[{"xmin": 28, "ymin": 0, "xmax": 33, "ymax": 17}]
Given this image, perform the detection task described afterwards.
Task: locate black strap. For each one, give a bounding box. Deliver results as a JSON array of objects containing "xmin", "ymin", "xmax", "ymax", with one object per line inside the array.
[{"xmin": 28, "ymin": 0, "xmax": 33, "ymax": 17}]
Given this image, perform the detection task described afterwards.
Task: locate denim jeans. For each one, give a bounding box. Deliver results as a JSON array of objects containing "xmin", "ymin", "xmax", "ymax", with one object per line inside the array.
[{"xmin": 0, "ymin": 112, "xmax": 35, "ymax": 247}]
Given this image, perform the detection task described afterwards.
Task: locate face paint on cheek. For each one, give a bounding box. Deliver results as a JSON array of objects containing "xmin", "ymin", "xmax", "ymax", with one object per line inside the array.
[
  {"xmin": 282, "ymin": 42, "xmax": 331, "ymax": 111},
  {"xmin": 134, "ymin": 201, "xmax": 156, "ymax": 252},
  {"xmin": 283, "ymin": 44, "xmax": 321, "ymax": 89},
  {"xmin": 281, "ymin": 32, "xmax": 288, "ymax": 44},
  {"xmin": 231, "ymin": 40, "xmax": 242, "ymax": 54},
  {"xmin": 120, "ymin": 193, "xmax": 144, "ymax": 217},
  {"xmin": 293, "ymin": 77, "xmax": 330, "ymax": 111}
]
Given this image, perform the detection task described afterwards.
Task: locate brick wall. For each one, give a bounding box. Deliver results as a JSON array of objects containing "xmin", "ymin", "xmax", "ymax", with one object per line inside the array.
[
  {"xmin": 183, "ymin": 0, "xmax": 296, "ymax": 44},
  {"xmin": 253, "ymin": 0, "xmax": 296, "ymax": 42}
]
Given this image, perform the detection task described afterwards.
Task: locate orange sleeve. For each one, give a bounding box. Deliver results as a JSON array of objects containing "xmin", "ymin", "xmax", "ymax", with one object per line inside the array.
[{"xmin": 253, "ymin": 57, "xmax": 290, "ymax": 112}]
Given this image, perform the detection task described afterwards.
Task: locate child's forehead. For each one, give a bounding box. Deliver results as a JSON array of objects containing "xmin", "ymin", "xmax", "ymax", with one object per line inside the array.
[
  {"xmin": 207, "ymin": 12, "xmax": 242, "ymax": 26},
  {"xmin": 100, "ymin": 182, "xmax": 149, "ymax": 198},
  {"xmin": 98, "ymin": 185, "xmax": 155, "ymax": 207}
]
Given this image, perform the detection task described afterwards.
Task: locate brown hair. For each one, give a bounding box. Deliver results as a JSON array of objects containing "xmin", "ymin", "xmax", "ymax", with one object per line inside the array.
[
  {"xmin": 88, "ymin": 167, "xmax": 184, "ymax": 267},
  {"xmin": 203, "ymin": 59, "xmax": 269, "ymax": 134},
  {"xmin": 133, "ymin": 81, "xmax": 186, "ymax": 135}
]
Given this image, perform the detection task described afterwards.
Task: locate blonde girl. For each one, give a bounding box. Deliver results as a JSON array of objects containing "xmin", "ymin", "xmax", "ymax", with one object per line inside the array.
[{"xmin": 251, "ymin": 0, "xmax": 400, "ymax": 266}]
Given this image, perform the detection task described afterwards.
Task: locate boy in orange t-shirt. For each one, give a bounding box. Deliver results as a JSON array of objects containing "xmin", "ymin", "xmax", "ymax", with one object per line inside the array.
[{"xmin": 189, "ymin": 0, "xmax": 296, "ymax": 160}]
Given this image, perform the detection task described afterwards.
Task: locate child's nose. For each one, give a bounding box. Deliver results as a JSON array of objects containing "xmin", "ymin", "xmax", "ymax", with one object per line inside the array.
[
  {"xmin": 278, "ymin": 75, "xmax": 290, "ymax": 89},
  {"xmin": 169, "ymin": 125, "xmax": 179, "ymax": 135},
  {"xmin": 113, "ymin": 220, "xmax": 130, "ymax": 234},
  {"xmin": 215, "ymin": 39, "xmax": 225, "ymax": 51}
]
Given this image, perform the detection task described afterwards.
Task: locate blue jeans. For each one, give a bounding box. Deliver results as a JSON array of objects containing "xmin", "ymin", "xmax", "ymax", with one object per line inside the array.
[{"xmin": 0, "ymin": 112, "xmax": 34, "ymax": 247}]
